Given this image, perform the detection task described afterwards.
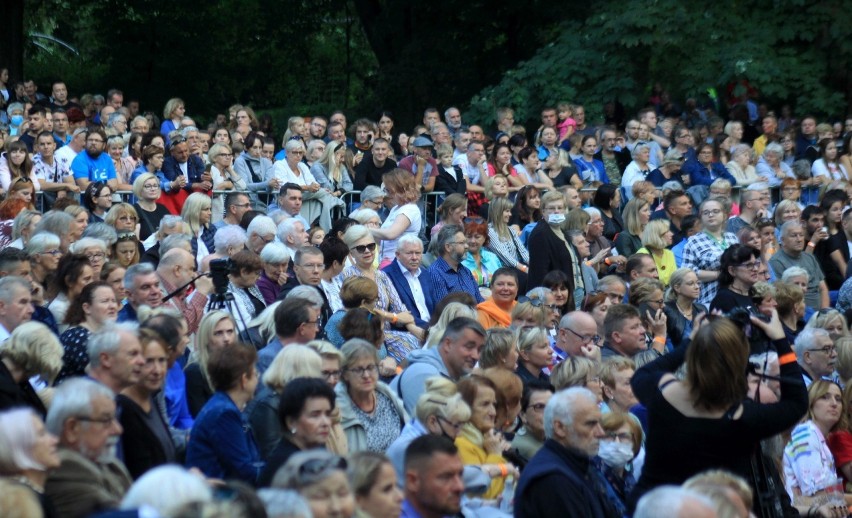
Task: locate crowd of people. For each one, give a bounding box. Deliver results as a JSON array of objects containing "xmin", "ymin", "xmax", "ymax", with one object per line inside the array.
[{"xmin": 2, "ymin": 72, "xmax": 852, "ymax": 518}]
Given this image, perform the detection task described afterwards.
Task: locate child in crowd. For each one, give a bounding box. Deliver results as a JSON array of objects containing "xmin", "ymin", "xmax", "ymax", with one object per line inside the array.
[{"xmin": 556, "ymin": 102, "xmax": 576, "ymax": 145}]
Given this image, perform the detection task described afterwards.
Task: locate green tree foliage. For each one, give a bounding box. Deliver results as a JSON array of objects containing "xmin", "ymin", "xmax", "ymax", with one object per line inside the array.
[
  {"xmin": 23, "ymin": 0, "xmax": 378, "ymax": 126},
  {"xmin": 352, "ymin": 0, "xmax": 579, "ymax": 128},
  {"xmin": 467, "ymin": 0, "xmax": 852, "ymax": 126}
]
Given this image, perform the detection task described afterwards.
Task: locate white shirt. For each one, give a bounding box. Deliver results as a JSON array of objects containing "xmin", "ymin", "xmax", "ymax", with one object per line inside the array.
[
  {"xmin": 398, "ymin": 261, "xmax": 430, "ymax": 321},
  {"xmin": 453, "ymin": 156, "xmax": 480, "ymax": 185},
  {"xmin": 272, "ymin": 160, "xmax": 317, "ymax": 187},
  {"xmin": 379, "ymin": 203, "xmax": 421, "ymax": 263},
  {"xmin": 54, "ymin": 145, "xmax": 79, "ymax": 173}
]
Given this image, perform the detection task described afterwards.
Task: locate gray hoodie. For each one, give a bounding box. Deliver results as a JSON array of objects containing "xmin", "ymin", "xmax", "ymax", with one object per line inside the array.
[{"xmin": 389, "ymin": 347, "xmax": 451, "ymax": 414}]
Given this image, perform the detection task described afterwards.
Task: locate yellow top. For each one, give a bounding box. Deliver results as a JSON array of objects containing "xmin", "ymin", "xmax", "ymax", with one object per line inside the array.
[
  {"xmin": 455, "ymin": 424, "xmax": 507, "ymax": 499},
  {"xmin": 636, "ymin": 247, "xmax": 677, "ymax": 287}
]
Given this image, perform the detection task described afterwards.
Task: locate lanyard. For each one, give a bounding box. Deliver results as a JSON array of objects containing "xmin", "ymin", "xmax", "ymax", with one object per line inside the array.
[{"xmin": 703, "ymin": 231, "xmax": 729, "ymax": 250}]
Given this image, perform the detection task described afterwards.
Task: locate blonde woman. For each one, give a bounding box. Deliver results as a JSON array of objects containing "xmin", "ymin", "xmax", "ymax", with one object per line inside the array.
[
  {"xmin": 208, "ymin": 143, "xmax": 245, "ymax": 224},
  {"xmin": 478, "ymin": 327, "xmax": 519, "ymax": 370},
  {"xmin": 550, "ymin": 356, "xmax": 603, "ymax": 401},
  {"xmin": 160, "ymin": 97, "xmax": 185, "ymax": 143},
  {"xmin": 614, "ymin": 197, "xmax": 651, "ymax": 258},
  {"xmin": 185, "ymin": 311, "xmax": 237, "ymax": 417},
  {"xmin": 423, "ymin": 302, "xmax": 477, "ymax": 348},
  {"xmin": 726, "ymin": 145, "xmax": 764, "ymax": 186},
  {"xmin": 516, "ymin": 326, "xmax": 554, "ymax": 384},
  {"xmin": 181, "ymin": 192, "xmax": 216, "ymax": 263},
  {"xmin": 487, "ymin": 196, "xmax": 529, "ymax": 274},
  {"xmin": 636, "ymin": 219, "xmax": 676, "ymax": 287},
  {"xmin": 0, "ymin": 320, "xmax": 64, "ymax": 418},
  {"xmin": 310, "ymin": 141, "xmax": 353, "ymax": 197}
]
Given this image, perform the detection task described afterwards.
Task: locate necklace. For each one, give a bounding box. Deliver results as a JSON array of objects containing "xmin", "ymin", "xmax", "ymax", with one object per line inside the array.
[{"xmin": 675, "ymin": 300, "xmax": 692, "ymax": 316}]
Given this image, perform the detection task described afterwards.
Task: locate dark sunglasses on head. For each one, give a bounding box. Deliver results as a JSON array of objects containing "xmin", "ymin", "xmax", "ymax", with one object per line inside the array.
[
  {"xmin": 117, "ymin": 232, "xmax": 138, "ymax": 242},
  {"xmin": 297, "ymin": 456, "xmax": 348, "ymax": 480},
  {"xmin": 463, "ymin": 216, "xmax": 485, "ymax": 224},
  {"xmin": 351, "ymin": 242, "xmax": 377, "ymax": 254}
]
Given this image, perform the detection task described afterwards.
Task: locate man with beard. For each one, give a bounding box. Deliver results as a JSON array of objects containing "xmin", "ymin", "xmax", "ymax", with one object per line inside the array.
[
  {"xmin": 402, "ymin": 435, "xmax": 466, "ymax": 518},
  {"xmin": 515, "ymin": 387, "xmax": 618, "ymax": 517},
  {"xmin": 70, "ymin": 127, "xmax": 118, "ymax": 190},
  {"xmin": 45, "ymin": 377, "xmax": 132, "ymax": 518},
  {"xmin": 428, "ymin": 224, "xmax": 484, "ymax": 304},
  {"xmin": 444, "ymin": 106, "xmax": 463, "ymax": 140}
]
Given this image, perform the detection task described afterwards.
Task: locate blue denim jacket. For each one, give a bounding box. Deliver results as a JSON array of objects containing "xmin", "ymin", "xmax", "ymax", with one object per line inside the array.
[{"xmin": 185, "ymin": 392, "xmax": 263, "ymax": 484}]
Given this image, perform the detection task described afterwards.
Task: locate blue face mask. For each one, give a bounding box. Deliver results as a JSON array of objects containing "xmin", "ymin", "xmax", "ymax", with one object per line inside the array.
[{"xmin": 10, "ymin": 115, "xmax": 23, "ymax": 126}]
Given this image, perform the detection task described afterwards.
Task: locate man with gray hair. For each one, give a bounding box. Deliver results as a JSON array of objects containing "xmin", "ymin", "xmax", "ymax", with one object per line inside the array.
[
  {"xmin": 118, "ymin": 263, "xmax": 162, "ymax": 322},
  {"xmin": 726, "ymin": 182, "xmax": 770, "ymax": 235},
  {"xmin": 769, "ymin": 220, "xmax": 828, "ymax": 310},
  {"xmin": 634, "ymin": 486, "xmax": 716, "ymax": 518},
  {"xmin": 382, "ymin": 233, "xmax": 434, "ymax": 329},
  {"xmin": 277, "ymin": 217, "xmax": 309, "ymax": 260},
  {"xmin": 140, "ymin": 214, "xmax": 186, "ymax": 266},
  {"xmin": 246, "ymin": 215, "xmax": 277, "ymax": 255},
  {"xmin": 87, "ymin": 322, "xmax": 145, "ymax": 394},
  {"xmin": 793, "ymin": 327, "xmax": 836, "ymax": 387},
  {"xmin": 514, "ymin": 386, "xmax": 616, "ymax": 517},
  {"xmin": 428, "ymin": 224, "xmax": 484, "ymax": 304},
  {"xmin": 444, "ymin": 106, "xmax": 463, "ymax": 139},
  {"xmin": 156, "ymin": 248, "xmax": 213, "ymax": 334},
  {"xmin": 44, "ymin": 377, "xmax": 132, "ymax": 518},
  {"xmin": 0, "ymin": 276, "xmax": 34, "ymax": 340}
]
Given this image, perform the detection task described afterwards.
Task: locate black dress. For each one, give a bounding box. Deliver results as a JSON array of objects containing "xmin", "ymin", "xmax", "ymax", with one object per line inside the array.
[
  {"xmin": 116, "ymin": 394, "xmax": 177, "ymax": 479},
  {"xmin": 257, "ymin": 436, "xmax": 303, "ymax": 487},
  {"xmin": 0, "ymin": 361, "xmax": 47, "ymax": 419},
  {"xmin": 184, "ymin": 362, "xmax": 214, "ymax": 418}
]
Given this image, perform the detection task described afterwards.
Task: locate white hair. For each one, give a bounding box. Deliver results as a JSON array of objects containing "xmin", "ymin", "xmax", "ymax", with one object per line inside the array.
[
  {"xmin": 583, "ymin": 207, "xmax": 602, "ymax": 219},
  {"xmin": 46, "ymin": 377, "xmax": 115, "ymax": 436},
  {"xmin": 257, "ymin": 489, "xmax": 312, "ymax": 518},
  {"xmin": 286, "ymin": 285, "xmax": 324, "ymax": 308},
  {"xmin": 213, "ymin": 224, "xmax": 247, "ymax": 254},
  {"xmin": 277, "ymin": 218, "xmax": 304, "ymax": 242},
  {"xmin": 397, "ymin": 233, "xmax": 424, "ymax": 251},
  {"xmin": 0, "ymin": 408, "xmax": 45, "ymax": 472},
  {"xmin": 70, "ymin": 237, "xmax": 107, "ymax": 254},
  {"xmin": 120, "ymin": 465, "xmax": 212, "ymax": 515},
  {"xmin": 543, "ymin": 387, "xmax": 597, "ymax": 439},
  {"xmin": 247, "ymin": 215, "xmax": 277, "ymax": 238},
  {"xmin": 634, "ymin": 486, "xmax": 716, "ymax": 518},
  {"xmin": 260, "ymin": 242, "xmax": 291, "ymax": 264},
  {"xmin": 779, "ymin": 220, "xmax": 804, "ymax": 238},
  {"xmin": 87, "ymin": 322, "xmax": 140, "ymax": 368},
  {"xmin": 793, "ymin": 327, "xmax": 830, "ymax": 358},
  {"xmin": 25, "ymin": 232, "xmax": 61, "ymax": 255},
  {"xmin": 781, "ymin": 266, "xmax": 809, "ymax": 284}
]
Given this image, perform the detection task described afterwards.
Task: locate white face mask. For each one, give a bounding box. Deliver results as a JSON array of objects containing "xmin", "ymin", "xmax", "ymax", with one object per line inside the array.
[
  {"xmin": 597, "ymin": 440, "xmax": 634, "ymax": 469},
  {"xmin": 547, "ymin": 213, "xmax": 566, "ymax": 225}
]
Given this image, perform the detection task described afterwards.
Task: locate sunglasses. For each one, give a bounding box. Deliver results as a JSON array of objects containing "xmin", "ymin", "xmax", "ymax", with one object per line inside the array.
[
  {"xmin": 463, "ymin": 216, "xmax": 485, "ymax": 224},
  {"xmin": 351, "ymin": 242, "xmax": 377, "ymax": 254},
  {"xmin": 296, "ymin": 456, "xmax": 348, "ymax": 483}
]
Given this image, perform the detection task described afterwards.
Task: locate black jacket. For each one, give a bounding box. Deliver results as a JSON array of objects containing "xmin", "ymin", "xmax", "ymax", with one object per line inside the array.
[
  {"xmin": 515, "ymin": 439, "xmax": 619, "ymax": 518},
  {"xmin": 0, "ymin": 360, "xmax": 47, "ymax": 419},
  {"xmin": 663, "ymin": 300, "xmax": 707, "ymax": 349},
  {"xmin": 433, "ymin": 165, "xmax": 467, "ymax": 195},
  {"xmin": 527, "ymin": 220, "xmax": 576, "ymax": 309},
  {"xmin": 116, "ymin": 395, "xmax": 176, "ymax": 480}
]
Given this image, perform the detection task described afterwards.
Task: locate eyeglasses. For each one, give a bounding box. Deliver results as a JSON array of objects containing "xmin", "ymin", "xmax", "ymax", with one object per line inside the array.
[
  {"xmin": 606, "ymin": 432, "xmax": 633, "ymax": 443},
  {"xmin": 76, "ymin": 415, "xmax": 117, "ymax": 426},
  {"xmin": 808, "ymin": 346, "xmax": 837, "ymax": 355},
  {"xmin": 351, "ymin": 242, "xmax": 377, "ymax": 254},
  {"xmin": 737, "ymin": 261, "xmax": 762, "ymax": 270},
  {"xmin": 86, "ymin": 138, "xmax": 104, "ymax": 144},
  {"xmin": 517, "ymin": 296, "xmax": 561, "ymax": 312},
  {"xmin": 41, "ymin": 249, "xmax": 62, "ymax": 256},
  {"xmin": 296, "ymin": 456, "xmax": 348, "ymax": 481},
  {"xmin": 321, "ymin": 369, "xmax": 342, "ymax": 380},
  {"xmin": 143, "ymin": 183, "xmax": 160, "ymax": 190},
  {"xmin": 437, "ymin": 415, "xmax": 463, "ymax": 432},
  {"xmin": 563, "ymin": 327, "xmax": 601, "ymax": 345},
  {"xmin": 701, "ymin": 209, "xmax": 723, "ymax": 216},
  {"xmin": 86, "ymin": 252, "xmax": 106, "ymax": 261},
  {"xmin": 347, "ymin": 364, "xmax": 378, "ymax": 377},
  {"xmin": 219, "ymin": 153, "xmax": 234, "ymax": 158}
]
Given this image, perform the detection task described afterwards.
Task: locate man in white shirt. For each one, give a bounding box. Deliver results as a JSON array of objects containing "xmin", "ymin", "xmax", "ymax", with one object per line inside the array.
[
  {"xmin": 381, "ymin": 234, "xmax": 434, "ymax": 330},
  {"xmin": 53, "ymin": 127, "xmax": 86, "ymax": 173},
  {"xmin": 452, "ymin": 140, "xmax": 487, "ymax": 197}
]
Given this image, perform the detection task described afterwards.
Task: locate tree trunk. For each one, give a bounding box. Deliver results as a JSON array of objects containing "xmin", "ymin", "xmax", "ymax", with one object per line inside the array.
[{"xmin": 0, "ymin": 0, "xmax": 25, "ymax": 82}]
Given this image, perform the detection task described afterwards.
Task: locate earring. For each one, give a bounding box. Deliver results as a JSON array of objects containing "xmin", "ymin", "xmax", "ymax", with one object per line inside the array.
[{"xmin": 291, "ymin": 428, "xmax": 297, "ymax": 435}]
